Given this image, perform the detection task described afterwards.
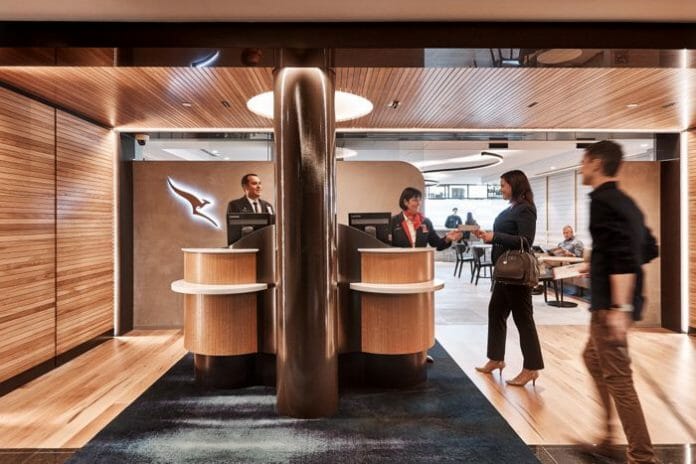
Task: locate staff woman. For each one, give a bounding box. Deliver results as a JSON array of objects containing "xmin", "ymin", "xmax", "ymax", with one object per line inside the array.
[
  {"xmin": 390, "ymin": 187, "xmax": 462, "ymax": 249},
  {"xmin": 473, "ymin": 170, "xmax": 544, "ymax": 387}
]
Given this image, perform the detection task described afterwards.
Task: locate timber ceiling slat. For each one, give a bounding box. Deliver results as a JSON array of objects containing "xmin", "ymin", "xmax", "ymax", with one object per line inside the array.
[{"xmin": 0, "ymin": 66, "xmax": 691, "ymax": 130}]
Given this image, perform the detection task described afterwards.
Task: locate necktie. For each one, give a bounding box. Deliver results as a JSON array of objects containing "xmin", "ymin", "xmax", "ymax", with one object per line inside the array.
[{"xmin": 253, "ymin": 202, "xmax": 259, "ymax": 213}]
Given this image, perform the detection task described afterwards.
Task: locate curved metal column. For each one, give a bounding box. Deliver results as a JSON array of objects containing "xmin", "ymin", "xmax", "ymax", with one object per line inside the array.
[{"xmin": 274, "ymin": 51, "xmax": 338, "ymax": 418}]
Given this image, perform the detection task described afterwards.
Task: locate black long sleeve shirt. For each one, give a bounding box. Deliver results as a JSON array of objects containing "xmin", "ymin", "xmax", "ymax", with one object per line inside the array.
[
  {"xmin": 589, "ymin": 181, "xmax": 647, "ymax": 318},
  {"xmin": 491, "ymin": 202, "xmax": 537, "ymax": 264}
]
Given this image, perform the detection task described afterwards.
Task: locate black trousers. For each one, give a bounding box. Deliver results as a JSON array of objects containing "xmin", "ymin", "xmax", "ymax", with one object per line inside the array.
[{"xmin": 487, "ymin": 282, "xmax": 544, "ymax": 370}]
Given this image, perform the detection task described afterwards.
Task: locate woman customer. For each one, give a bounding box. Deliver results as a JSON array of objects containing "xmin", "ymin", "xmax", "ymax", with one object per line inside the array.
[
  {"xmin": 390, "ymin": 187, "xmax": 462, "ymax": 249},
  {"xmin": 473, "ymin": 170, "xmax": 544, "ymax": 387}
]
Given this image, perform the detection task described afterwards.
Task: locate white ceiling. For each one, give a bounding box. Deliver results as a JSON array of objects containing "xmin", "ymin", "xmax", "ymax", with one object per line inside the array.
[
  {"xmin": 1, "ymin": 0, "xmax": 695, "ymax": 21},
  {"xmin": 142, "ymin": 137, "xmax": 654, "ymax": 184}
]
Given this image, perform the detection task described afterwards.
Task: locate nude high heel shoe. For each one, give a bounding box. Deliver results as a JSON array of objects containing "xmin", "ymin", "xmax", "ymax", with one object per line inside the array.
[
  {"xmin": 505, "ymin": 369, "xmax": 539, "ymax": 387},
  {"xmin": 475, "ymin": 360, "xmax": 505, "ymax": 375}
]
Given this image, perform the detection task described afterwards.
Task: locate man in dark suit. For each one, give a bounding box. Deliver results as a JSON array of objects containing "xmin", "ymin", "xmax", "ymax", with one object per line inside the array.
[{"xmin": 227, "ymin": 173, "xmax": 274, "ymax": 215}]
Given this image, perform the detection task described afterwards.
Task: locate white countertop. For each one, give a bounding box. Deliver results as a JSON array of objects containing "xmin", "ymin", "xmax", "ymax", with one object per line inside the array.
[
  {"xmin": 537, "ymin": 256, "xmax": 584, "ymax": 264},
  {"xmin": 181, "ymin": 248, "xmax": 259, "ymax": 254},
  {"xmin": 171, "ymin": 280, "xmax": 268, "ymax": 295},
  {"xmin": 350, "ymin": 279, "xmax": 444, "ymax": 294},
  {"xmin": 357, "ymin": 247, "xmax": 434, "ymax": 253}
]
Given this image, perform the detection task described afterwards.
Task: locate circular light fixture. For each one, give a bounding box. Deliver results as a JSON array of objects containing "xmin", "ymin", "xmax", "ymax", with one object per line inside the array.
[
  {"xmin": 336, "ymin": 147, "xmax": 358, "ymax": 159},
  {"xmin": 246, "ymin": 91, "xmax": 373, "ymax": 122},
  {"xmin": 537, "ymin": 49, "xmax": 583, "ymax": 65},
  {"xmin": 420, "ymin": 152, "xmax": 503, "ymax": 174}
]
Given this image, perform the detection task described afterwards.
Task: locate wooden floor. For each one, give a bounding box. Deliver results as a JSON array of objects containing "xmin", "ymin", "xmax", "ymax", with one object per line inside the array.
[
  {"xmin": 0, "ymin": 330, "xmax": 186, "ymax": 449},
  {"xmin": 0, "ymin": 263, "xmax": 694, "ymax": 449}
]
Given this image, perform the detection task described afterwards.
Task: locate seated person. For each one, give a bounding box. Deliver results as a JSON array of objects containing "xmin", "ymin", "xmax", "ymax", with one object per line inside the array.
[{"xmin": 548, "ymin": 225, "xmax": 584, "ymax": 257}]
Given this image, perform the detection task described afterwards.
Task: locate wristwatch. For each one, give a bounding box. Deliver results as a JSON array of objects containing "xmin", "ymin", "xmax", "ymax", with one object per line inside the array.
[{"xmin": 610, "ymin": 303, "xmax": 633, "ymax": 313}]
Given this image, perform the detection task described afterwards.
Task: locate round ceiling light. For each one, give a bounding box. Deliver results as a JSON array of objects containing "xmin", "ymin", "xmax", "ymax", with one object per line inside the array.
[
  {"xmin": 537, "ymin": 49, "xmax": 583, "ymax": 65},
  {"xmin": 247, "ymin": 91, "xmax": 373, "ymax": 122},
  {"xmin": 420, "ymin": 152, "xmax": 503, "ymax": 174}
]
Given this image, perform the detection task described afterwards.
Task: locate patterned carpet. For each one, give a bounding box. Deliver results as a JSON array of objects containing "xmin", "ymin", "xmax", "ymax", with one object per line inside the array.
[{"xmin": 68, "ymin": 343, "xmax": 539, "ymax": 464}]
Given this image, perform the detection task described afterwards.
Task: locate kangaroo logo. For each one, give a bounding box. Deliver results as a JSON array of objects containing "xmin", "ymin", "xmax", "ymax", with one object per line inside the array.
[{"xmin": 167, "ymin": 177, "xmax": 219, "ymax": 228}]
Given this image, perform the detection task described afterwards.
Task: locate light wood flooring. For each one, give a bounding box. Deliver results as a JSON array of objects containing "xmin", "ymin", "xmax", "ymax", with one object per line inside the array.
[{"xmin": 0, "ymin": 263, "xmax": 693, "ymax": 449}]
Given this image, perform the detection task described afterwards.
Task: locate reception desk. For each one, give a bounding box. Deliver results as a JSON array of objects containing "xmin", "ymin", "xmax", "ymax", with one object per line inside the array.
[
  {"xmin": 171, "ymin": 248, "xmax": 267, "ymax": 387},
  {"xmin": 350, "ymin": 248, "xmax": 444, "ymax": 386}
]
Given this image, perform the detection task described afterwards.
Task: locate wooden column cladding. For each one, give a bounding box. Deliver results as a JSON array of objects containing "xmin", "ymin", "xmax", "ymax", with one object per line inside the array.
[
  {"xmin": 0, "ymin": 87, "xmax": 56, "ymax": 383},
  {"xmin": 56, "ymin": 111, "xmax": 115, "ymax": 355},
  {"xmin": 689, "ymin": 132, "xmax": 696, "ymax": 332}
]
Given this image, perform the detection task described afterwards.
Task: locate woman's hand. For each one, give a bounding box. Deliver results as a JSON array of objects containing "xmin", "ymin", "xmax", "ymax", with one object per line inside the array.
[
  {"xmin": 473, "ymin": 229, "xmax": 494, "ymax": 243},
  {"xmin": 445, "ymin": 230, "xmax": 463, "ymax": 242}
]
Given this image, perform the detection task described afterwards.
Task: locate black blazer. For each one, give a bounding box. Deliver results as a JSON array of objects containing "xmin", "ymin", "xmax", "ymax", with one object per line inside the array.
[
  {"xmin": 227, "ymin": 196, "xmax": 274, "ymax": 215},
  {"xmin": 389, "ymin": 213, "xmax": 451, "ymax": 251},
  {"xmin": 491, "ymin": 202, "xmax": 536, "ymax": 264}
]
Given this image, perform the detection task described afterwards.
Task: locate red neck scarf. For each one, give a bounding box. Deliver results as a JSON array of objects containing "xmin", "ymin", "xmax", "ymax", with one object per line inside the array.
[{"xmin": 402, "ymin": 211, "xmax": 424, "ymax": 246}]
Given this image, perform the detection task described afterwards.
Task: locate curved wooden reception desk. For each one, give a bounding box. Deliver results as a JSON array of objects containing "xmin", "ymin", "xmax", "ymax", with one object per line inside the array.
[
  {"xmin": 171, "ymin": 248, "xmax": 267, "ymax": 388},
  {"xmin": 350, "ymin": 248, "xmax": 444, "ymax": 387}
]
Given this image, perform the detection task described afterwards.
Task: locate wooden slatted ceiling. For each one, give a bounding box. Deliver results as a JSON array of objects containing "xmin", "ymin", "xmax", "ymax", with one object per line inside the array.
[
  {"xmin": 55, "ymin": 111, "xmax": 115, "ymax": 355},
  {"xmin": 0, "ymin": 87, "xmax": 56, "ymax": 383},
  {"xmin": 689, "ymin": 131, "xmax": 696, "ymax": 331},
  {"xmin": 0, "ymin": 66, "xmax": 691, "ymax": 130}
]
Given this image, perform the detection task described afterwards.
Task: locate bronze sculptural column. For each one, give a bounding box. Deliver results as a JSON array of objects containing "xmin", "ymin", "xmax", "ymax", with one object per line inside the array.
[{"xmin": 274, "ymin": 49, "xmax": 338, "ymax": 418}]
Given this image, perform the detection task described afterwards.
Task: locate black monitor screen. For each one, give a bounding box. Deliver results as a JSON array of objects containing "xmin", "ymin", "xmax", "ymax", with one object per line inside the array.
[
  {"xmin": 227, "ymin": 212, "xmax": 275, "ymax": 245},
  {"xmin": 348, "ymin": 212, "xmax": 391, "ymax": 244}
]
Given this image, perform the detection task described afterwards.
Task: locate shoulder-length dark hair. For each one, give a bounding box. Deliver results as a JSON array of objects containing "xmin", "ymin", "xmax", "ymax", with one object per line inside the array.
[
  {"xmin": 398, "ymin": 187, "xmax": 422, "ymax": 210},
  {"xmin": 501, "ymin": 170, "xmax": 534, "ymax": 206}
]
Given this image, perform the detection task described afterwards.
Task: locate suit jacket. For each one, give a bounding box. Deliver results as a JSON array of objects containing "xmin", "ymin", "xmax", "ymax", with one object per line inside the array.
[
  {"xmin": 389, "ymin": 213, "xmax": 450, "ymax": 251},
  {"xmin": 227, "ymin": 196, "xmax": 274, "ymax": 215}
]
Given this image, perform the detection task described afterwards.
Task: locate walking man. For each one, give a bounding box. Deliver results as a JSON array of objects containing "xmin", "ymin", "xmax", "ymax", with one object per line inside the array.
[{"xmin": 578, "ymin": 140, "xmax": 659, "ymax": 463}]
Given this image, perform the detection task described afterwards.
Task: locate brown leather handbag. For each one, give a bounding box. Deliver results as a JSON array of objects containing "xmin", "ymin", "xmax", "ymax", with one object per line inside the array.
[{"xmin": 493, "ymin": 237, "xmax": 539, "ymax": 287}]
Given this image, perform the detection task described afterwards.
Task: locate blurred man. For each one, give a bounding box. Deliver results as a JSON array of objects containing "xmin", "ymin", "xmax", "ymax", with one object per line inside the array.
[
  {"xmin": 227, "ymin": 173, "xmax": 274, "ymax": 214},
  {"xmin": 578, "ymin": 140, "xmax": 659, "ymax": 463},
  {"xmin": 444, "ymin": 207, "xmax": 463, "ymax": 229}
]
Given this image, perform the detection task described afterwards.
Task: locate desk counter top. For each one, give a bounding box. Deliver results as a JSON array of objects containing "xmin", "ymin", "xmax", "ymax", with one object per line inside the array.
[
  {"xmin": 171, "ymin": 280, "xmax": 267, "ymax": 295},
  {"xmin": 350, "ymin": 279, "xmax": 444, "ymax": 294},
  {"xmin": 181, "ymin": 248, "xmax": 259, "ymax": 254},
  {"xmin": 357, "ymin": 247, "xmax": 434, "ymax": 253}
]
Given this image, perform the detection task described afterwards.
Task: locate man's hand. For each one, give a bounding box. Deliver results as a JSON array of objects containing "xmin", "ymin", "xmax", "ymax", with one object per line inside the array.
[
  {"xmin": 605, "ymin": 310, "xmax": 631, "ymax": 344},
  {"xmin": 445, "ymin": 230, "xmax": 463, "ymax": 242}
]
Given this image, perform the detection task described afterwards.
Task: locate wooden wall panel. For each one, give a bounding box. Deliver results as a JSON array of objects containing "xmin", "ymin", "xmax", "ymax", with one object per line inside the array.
[
  {"xmin": 689, "ymin": 132, "xmax": 696, "ymax": 331},
  {"xmin": 0, "ymin": 87, "xmax": 56, "ymax": 383},
  {"xmin": 56, "ymin": 111, "xmax": 115, "ymax": 355}
]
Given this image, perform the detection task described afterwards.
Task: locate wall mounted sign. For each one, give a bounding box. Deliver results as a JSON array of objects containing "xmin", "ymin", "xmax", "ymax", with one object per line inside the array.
[{"xmin": 167, "ymin": 177, "xmax": 220, "ymax": 229}]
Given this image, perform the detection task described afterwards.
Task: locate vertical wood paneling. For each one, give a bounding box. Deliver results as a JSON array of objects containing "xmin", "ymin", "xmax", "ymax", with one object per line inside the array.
[
  {"xmin": 547, "ymin": 172, "xmax": 575, "ymax": 246},
  {"xmin": 56, "ymin": 111, "xmax": 115, "ymax": 355},
  {"xmin": 0, "ymin": 87, "xmax": 56, "ymax": 383},
  {"xmin": 688, "ymin": 132, "xmax": 696, "ymax": 331}
]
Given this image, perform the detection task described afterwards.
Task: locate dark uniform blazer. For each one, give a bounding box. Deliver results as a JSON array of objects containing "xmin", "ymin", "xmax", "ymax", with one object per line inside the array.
[
  {"xmin": 227, "ymin": 196, "xmax": 274, "ymax": 215},
  {"xmin": 389, "ymin": 213, "xmax": 451, "ymax": 251}
]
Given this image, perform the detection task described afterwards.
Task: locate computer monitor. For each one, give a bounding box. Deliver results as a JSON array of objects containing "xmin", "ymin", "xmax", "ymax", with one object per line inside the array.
[
  {"xmin": 348, "ymin": 212, "xmax": 391, "ymax": 244},
  {"xmin": 227, "ymin": 212, "xmax": 275, "ymax": 245}
]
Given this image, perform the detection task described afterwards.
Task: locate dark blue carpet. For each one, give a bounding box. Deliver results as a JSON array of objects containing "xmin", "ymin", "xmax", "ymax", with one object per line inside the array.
[{"xmin": 69, "ymin": 343, "xmax": 539, "ymax": 463}]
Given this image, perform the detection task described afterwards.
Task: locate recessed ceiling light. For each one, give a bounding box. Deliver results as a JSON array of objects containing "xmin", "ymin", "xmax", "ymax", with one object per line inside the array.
[
  {"xmin": 224, "ymin": 157, "xmax": 230, "ymax": 160},
  {"xmin": 182, "ymin": 102, "xmax": 193, "ymax": 107},
  {"xmin": 626, "ymin": 103, "xmax": 640, "ymax": 108},
  {"xmin": 550, "ymin": 166, "xmax": 556, "ymax": 170},
  {"xmin": 641, "ymin": 143, "xmax": 649, "ymax": 148},
  {"xmin": 211, "ymin": 150, "xmax": 219, "ymax": 154},
  {"xmin": 247, "ymin": 91, "xmax": 373, "ymax": 122}
]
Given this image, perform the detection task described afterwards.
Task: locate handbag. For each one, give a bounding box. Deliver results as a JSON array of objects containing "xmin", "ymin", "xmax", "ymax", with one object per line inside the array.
[{"xmin": 493, "ymin": 237, "xmax": 539, "ymax": 287}]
